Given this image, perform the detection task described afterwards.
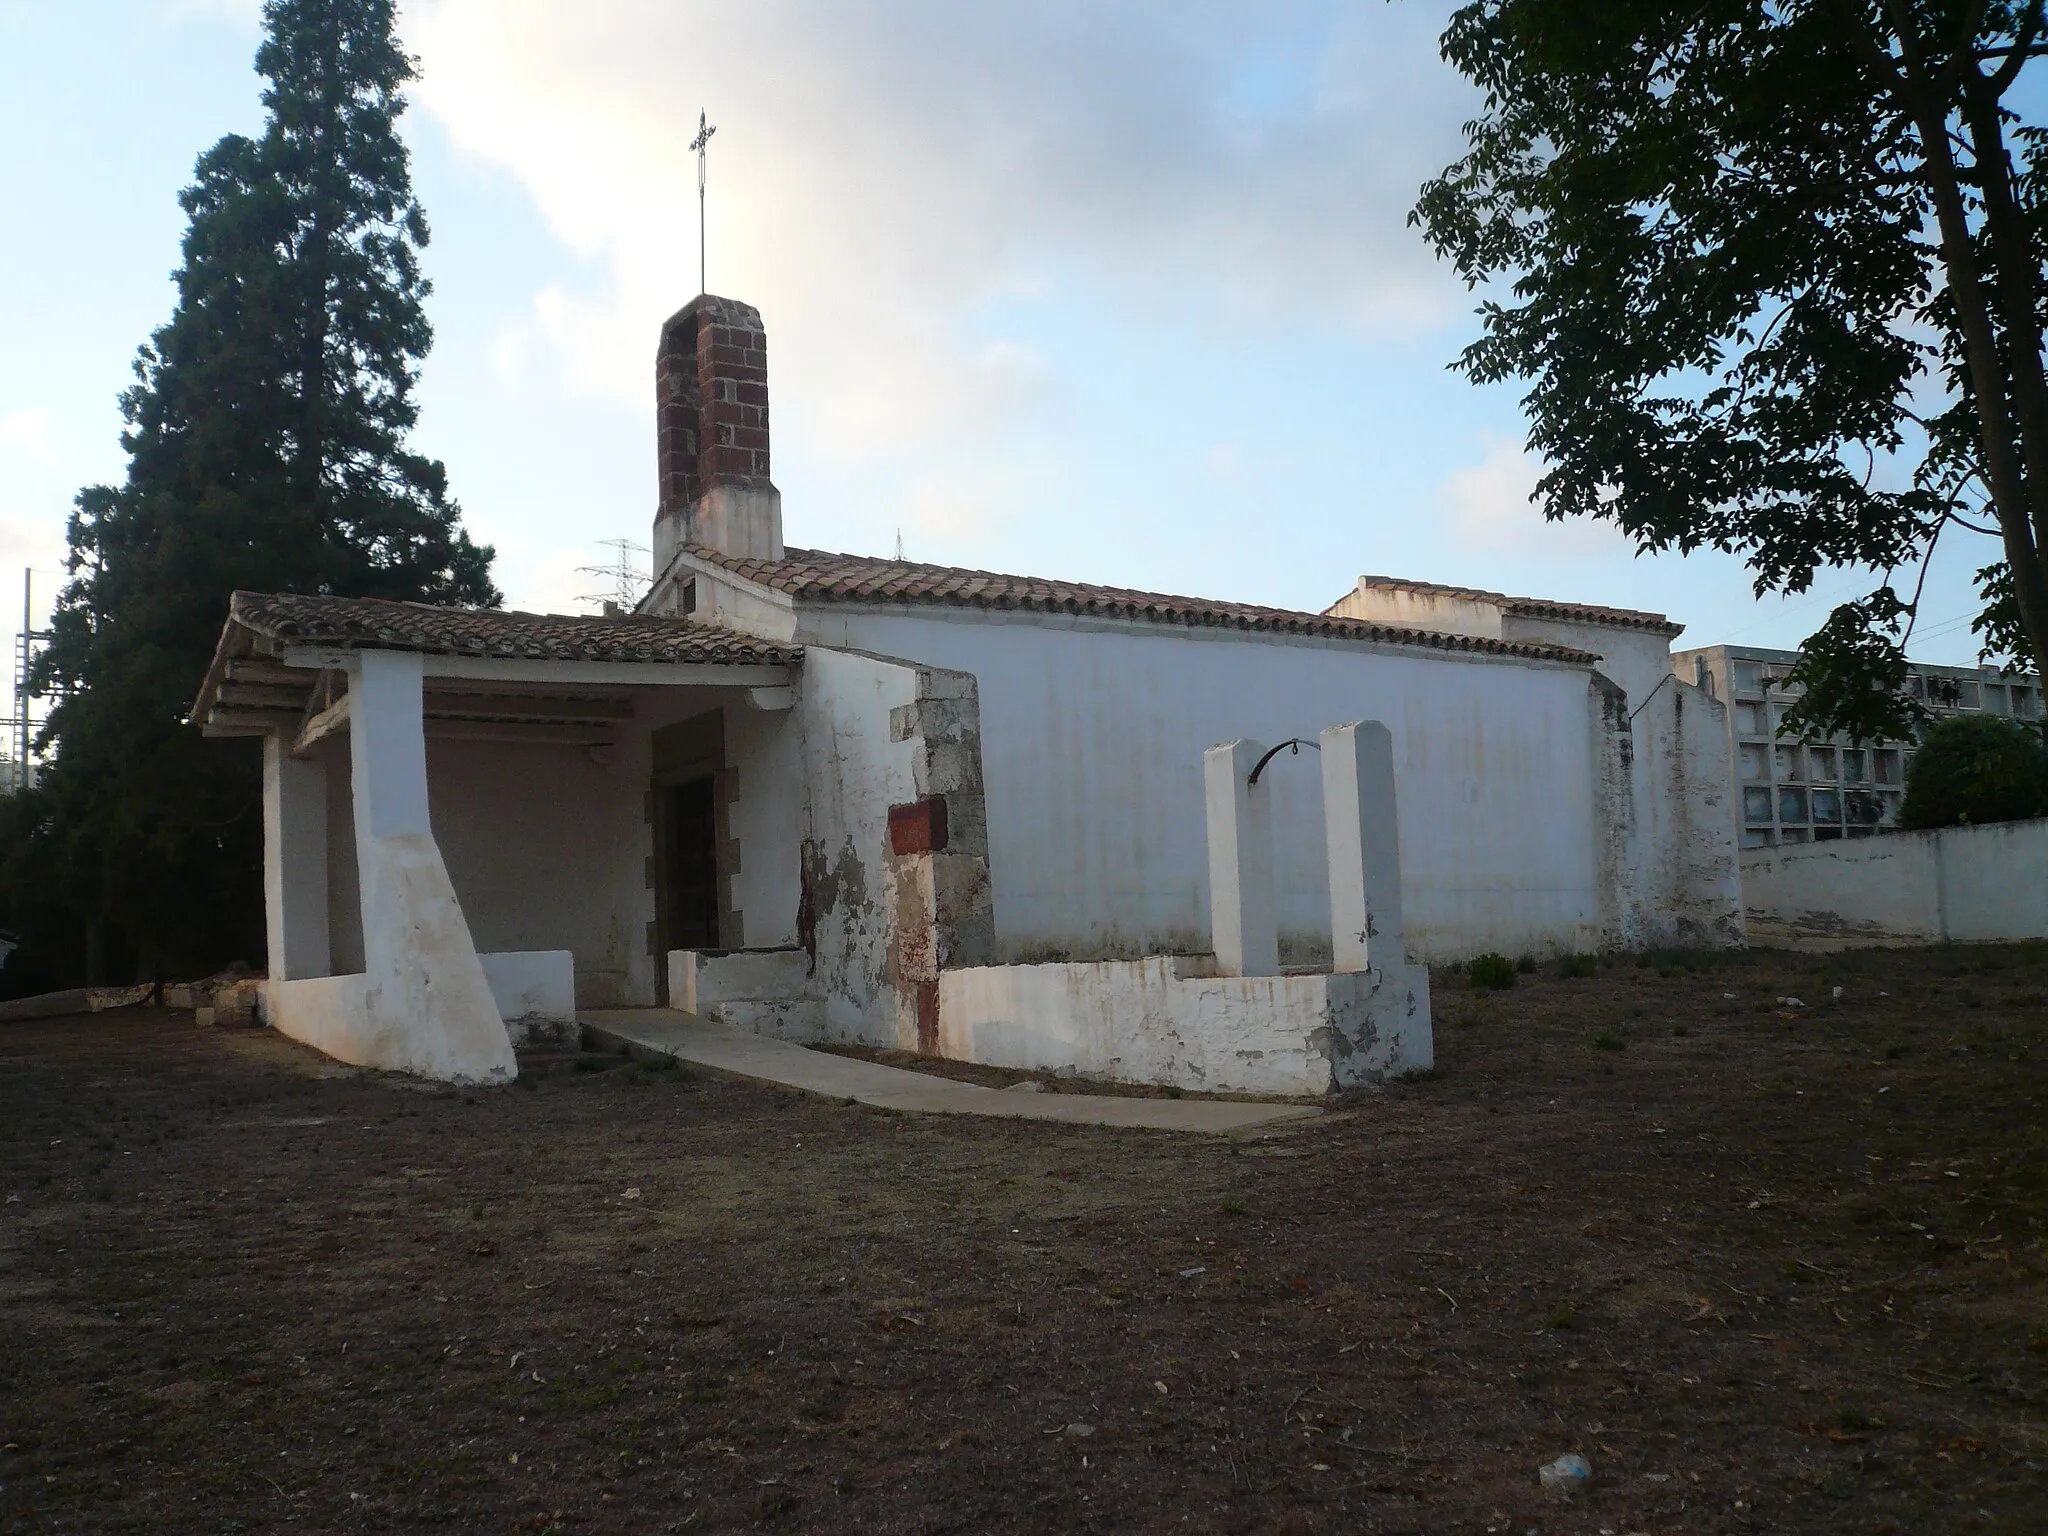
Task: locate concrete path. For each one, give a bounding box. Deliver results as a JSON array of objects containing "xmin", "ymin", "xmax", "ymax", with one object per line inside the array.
[{"xmin": 579, "ymin": 1009, "xmax": 1320, "ymax": 1135}]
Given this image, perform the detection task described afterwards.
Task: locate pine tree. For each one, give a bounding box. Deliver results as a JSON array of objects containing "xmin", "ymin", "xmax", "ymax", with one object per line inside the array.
[{"xmin": 7, "ymin": 0, "xmax": 496, "ymax": 990}]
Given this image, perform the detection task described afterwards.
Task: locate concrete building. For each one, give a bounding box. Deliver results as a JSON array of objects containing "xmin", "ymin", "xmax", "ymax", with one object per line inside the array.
[
  {"xmin": 190, "ymin": 292, "xmax": 1742, "ymax": 1088},
  {"xmin": 1673, "ymin": 643, "xmax": 2042, "ymax": 848}
]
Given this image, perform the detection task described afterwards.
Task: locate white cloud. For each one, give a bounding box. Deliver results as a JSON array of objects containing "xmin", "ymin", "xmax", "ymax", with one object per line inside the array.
[
  {"xmin": 1438, "ymin": 435, "xmax": 1628, "ymax": 557},
  {"xmin": 401, "ymin": 0, "xmax": 1475, "ymax": 532}
]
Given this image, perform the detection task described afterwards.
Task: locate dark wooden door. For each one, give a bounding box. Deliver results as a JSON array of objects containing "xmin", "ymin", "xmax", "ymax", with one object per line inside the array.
[{"xmin": 666, "ymin": 777, "xmax": 721, "ymax": 953}]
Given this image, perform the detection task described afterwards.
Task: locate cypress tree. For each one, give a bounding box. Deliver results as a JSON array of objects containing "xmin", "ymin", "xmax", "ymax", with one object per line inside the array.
[{"xmin": 7, "ymin": 0, "xmax": 495, "ymax": 990}]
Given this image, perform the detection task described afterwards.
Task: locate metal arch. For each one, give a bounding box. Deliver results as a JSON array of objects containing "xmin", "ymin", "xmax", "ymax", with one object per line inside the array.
[{"xmin": 1247, "ymin": 737, "xmax": 1320, "ymax": 785}]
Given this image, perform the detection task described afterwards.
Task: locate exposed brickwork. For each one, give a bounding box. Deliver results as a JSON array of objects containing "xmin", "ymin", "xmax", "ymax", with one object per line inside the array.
[{"xmin": 656, "ymin": 295, "xmax": 772, "ymax": 520}]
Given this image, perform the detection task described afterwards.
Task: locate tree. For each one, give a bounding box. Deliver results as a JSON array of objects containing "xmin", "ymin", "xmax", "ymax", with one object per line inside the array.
[
  {"xmin": 1415, "ymin": 0, "xmax": 2048, "ymax": 742},
  {"xmin": 1899, "ymin": 713, "xmax": 2048, "ymax": 824},
  {"xmin": 11, "ymin": 0, "xmax": 496, "ymax": 991}
]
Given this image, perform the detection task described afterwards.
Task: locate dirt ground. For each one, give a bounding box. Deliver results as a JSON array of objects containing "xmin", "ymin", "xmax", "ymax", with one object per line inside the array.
[{"xmin": 1, "ymin": 945, "xmax": 2044, "ymax": 1535}]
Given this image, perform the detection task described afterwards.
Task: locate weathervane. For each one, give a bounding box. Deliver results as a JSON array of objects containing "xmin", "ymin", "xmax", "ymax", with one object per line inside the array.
[{"xmin": 690, "ymin": 110, "xmax": 717, "ymax": 296}]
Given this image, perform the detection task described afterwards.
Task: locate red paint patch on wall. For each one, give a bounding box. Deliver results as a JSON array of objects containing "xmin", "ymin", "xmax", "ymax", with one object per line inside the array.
[{"xmin": 888, "ymin": 797, "xmax": 949, "ymax": 857}]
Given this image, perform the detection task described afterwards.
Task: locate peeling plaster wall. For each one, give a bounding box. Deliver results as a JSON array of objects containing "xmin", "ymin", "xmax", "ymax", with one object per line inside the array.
[
  {"xmin": 1635, "ymin": 680, "xmax": 1743, "ymax": 948},
  {"xmin": 1502, "ymin": 616, "xmax": 1738, "ymax": 948},
  {"xmin": 797, "ymin": 611, "xmax": 1616, "ymax": 963},
  {"xmin": 795, "ymin": 649, "xmax": 922, "ymax": 1043}
]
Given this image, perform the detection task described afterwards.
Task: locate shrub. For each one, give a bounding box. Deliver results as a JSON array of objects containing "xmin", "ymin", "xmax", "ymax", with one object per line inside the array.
[
  {"xmin": 1557, "ymin": 953, "xmax": 1599, "ymax": 979},
  {"xmin": 1467, "ymin": 952, "xmax": 1517, "ymax": 990},
  {"xmin": 1900, "ymin": 715, "xmax": 2048, "ymax": 829}
]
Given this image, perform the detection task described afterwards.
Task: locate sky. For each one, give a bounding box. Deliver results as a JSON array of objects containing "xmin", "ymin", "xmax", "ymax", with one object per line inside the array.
[{"xmin": 0, "ymin": 0, "xmax": 2010, "ymax": 719}]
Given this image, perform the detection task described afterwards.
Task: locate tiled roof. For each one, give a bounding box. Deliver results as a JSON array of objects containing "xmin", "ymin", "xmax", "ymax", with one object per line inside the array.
[
  {"xmin": 1342, "ymin": 575, "xmax": 1683, "ymax": 637},
  {"xmin": 227, "ymin": 590, "xmax": 801, "ymax": 666},
  {"xmin": 687, "ymin": 547, "xmax": 1599, "ymax": 664}
]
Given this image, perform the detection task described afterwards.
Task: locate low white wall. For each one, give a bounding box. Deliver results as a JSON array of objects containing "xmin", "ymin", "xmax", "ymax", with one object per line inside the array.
[
  {"xmin": 262, "ymin": 975, "xmax": 373, "ymax": 1066},
  {"xmin": 665, "ymin": 947, "xmax": 823, "ymax": 1038},
  {"xmin": 936, "ymin": 957, "xmax": 1432, "ymax": 1097},
  {"xmin": 478, "ymin": 950, "xmax": 577, "ymax": 1046},
  {"xmin": 266, "ymin": 952, "xmax": 578, "ymax": 1062},
  {"xmin": 1741, "ymin": 818, "xmax": 2048, "ymax": 945}
]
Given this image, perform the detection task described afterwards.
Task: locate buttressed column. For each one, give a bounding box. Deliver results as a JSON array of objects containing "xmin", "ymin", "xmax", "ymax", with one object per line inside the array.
[
  {"xmin": 348, "ymin": 649, "xmax": 515, "ymax": 1084},
  {"xmin": 1204, "ymin": 739, "xmax": 1278, "ymax": 977},
  {"xmin": 1320, "ymin": 720, "xmax": 1405, "ymax": 974},
  {"xmin": 262, "ymin": 734, "xmax": 330, "ymax": 981}
]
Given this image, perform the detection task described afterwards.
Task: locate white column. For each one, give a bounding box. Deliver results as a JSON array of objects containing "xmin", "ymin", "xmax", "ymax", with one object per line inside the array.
[
  {"xmin": 1320, "ymin": 720, "xmax": 1404, "ymax": 974},
  {"xmin": 347, "ymin": 650, "xmax": 516, "ymax": 1084},
  {"xmin": 262, "ymin": 734, "xmax": 330, "ymax": 980},
  {"xmin": 351, "ymin": 650, "xmax": 432, "ymax": 840},
  {"xmin": 1204, "ymin": 739, "xmax": 1278, "ymax": 977}
]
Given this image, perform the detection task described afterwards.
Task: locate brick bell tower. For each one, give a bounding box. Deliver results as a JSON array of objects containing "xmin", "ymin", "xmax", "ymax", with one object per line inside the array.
[{"xmin": 651, "ymin": 294, "xmax": 782, "ymax": 577}]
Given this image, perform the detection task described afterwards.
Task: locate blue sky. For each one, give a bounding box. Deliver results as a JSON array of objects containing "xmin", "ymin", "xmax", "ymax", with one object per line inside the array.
[{"xmin": 0, "ymin": 0, "xmax": 2005, "ymax": 678}]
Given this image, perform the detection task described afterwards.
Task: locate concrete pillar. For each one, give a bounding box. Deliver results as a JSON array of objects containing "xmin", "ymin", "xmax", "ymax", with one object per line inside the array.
[
  {"xmin": 262, "ymin": 734, "xmax": 330, "ymax": 980},
  {"xmin": 1320, "ymin": 721, "xmax": 1404, "ymax": 974},
  {"xmin": 348, "ymin": 650, "xmax": 516, "ymax": 1084},
  {"xmin": 1204, "ymin": 739, "xmax": 1278, "ymax": 977}
]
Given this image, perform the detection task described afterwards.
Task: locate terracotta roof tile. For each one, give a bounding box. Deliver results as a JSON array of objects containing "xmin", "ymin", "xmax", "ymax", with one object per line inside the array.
[
  {"xmin": 685, "ymin": 547, "xmax": 1600, "ymax": 664},
  {"xmin": 1342, "ymin": 575, "xmax": 1683, "ymax": 637},
  {"xmin": 227, "ymin": 590, "xmax": 801, "ymax": 666}
]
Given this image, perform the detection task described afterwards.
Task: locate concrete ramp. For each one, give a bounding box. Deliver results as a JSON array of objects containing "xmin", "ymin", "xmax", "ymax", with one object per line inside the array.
[{"xmin": 579, "ymin": 1009, "xmax": 1319, "ymax": 1134}]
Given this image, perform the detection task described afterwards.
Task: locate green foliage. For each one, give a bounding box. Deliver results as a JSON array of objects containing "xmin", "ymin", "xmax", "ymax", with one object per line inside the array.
[
  {"xmin": 1415, "ymin": 1, "xmax": 2048, "ymax": 725},
  {"xmin": 6, "ymin": 0, "xmax": 495, "ymax": 991},
  {"xmin": 1557, "ymin": 953, "xmax": 1599, "ymax": 979},
  {"xmin": 1467, "ymin": 952, "xmax": 1517, "ymax": 990},
  {"xmin": 1899, "ymin": 715, "xmax": 2048, "ymax": 829}
]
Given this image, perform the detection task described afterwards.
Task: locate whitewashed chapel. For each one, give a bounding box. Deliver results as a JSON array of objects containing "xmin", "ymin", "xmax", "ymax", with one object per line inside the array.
[{"xmin": 191, "ymin": 295, "xmax": 1740, "ymax": 1090}]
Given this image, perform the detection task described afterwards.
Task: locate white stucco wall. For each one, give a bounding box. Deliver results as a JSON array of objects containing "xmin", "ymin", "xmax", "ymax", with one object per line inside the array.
[
  {"xmin": 724, "ymin": 698, "xmax": 805, "ymax": 949},
  {"xmin": 1499, "ymin": 615, "xmax": 1674, "ymax": 724},
  {"xmin": 936, "ymin": 956, "xmax": 1430, "ymax": 1096},
  {"xmin": 477, "ymin": 949, "xmax": 578, "ymax": 1045},
  {"xmin": 1741, "ymin": 817, "xmax": 2048, "ymax": 945},
  {"xmin": 795, "ymin": 648, "xmax": 922, "ymax": 1041},
  {"xmin": 1633, "ymin": 679, "xmax": 1744, "ymax": 947},
  {"xmin": 426, "ymin": 735, "xmax": 639, "ymax": 1006},
  {"xmin": 795, "ymin": 610, "xmax": 1613, "ymax": 964}
]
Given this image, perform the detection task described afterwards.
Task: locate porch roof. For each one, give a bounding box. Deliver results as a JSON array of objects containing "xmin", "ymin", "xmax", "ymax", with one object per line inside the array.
[{"xmin": 193, "ymin": 590, "xmax": 800, "ymax": 739}]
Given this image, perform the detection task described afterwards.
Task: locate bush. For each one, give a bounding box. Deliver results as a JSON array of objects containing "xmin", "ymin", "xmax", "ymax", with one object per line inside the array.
[
  {"xmin": 1557, "ymin": 953, "xmax": 1599, "ymax": 979},
  {"xmin": 1467, "ymin": 952, "xmax": 1517, "ymax": 990},
  {"xmin": 1899, "ymin": 715, "xmax": 2048, "ymax": 829}
]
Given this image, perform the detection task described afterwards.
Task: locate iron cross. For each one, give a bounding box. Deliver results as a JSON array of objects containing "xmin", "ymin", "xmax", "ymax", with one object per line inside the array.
[{"xmin": 690, "ymin": 110, "xmax": 717, "ymax": 296}]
